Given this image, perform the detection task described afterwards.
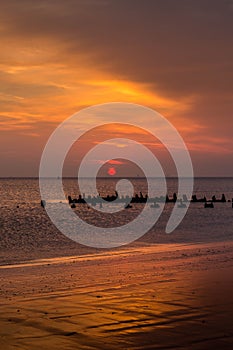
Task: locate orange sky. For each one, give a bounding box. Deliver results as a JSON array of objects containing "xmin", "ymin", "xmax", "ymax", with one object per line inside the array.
[{"xmin": 0, "ymin": 0, "xmax": 233, "ymax": 176}]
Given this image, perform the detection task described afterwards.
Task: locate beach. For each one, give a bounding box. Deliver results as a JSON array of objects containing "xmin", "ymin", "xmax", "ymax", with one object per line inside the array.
[{"xmin": 1, "ymin": 241, "xmax": 233, "ymax": 349}]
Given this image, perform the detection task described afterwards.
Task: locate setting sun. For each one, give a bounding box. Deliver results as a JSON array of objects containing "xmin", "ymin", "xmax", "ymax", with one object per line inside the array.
[{"xmin": 108, "ymin": 166, "xmax": 116, "ymax": 176}]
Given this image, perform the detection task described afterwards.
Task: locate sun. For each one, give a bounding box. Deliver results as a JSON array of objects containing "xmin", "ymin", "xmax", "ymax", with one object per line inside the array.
[{"xmin": 108, "ymin": 167, "xmax": 116, "ymax": 176}]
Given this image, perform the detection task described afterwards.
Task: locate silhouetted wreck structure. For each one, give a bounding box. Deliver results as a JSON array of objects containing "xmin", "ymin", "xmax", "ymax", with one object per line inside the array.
[
  {"xmin": 191, "ymin": 193, "xmax": 227, "ymax": 203},
  {"xmin": 67, "ymin": 191, "xmax": 230, "ymax": 208}
]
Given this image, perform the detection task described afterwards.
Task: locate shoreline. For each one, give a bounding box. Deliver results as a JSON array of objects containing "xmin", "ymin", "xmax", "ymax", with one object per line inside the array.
[
  {"xmin": 1, "ymin": 239, "xmax": 233, "ymax": 267},
  {"xmin": 1, "ymin": 240, "xmax": 233, "ymax": 349}
]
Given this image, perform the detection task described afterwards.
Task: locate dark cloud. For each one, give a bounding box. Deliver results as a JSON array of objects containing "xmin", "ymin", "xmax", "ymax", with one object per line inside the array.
[{"xmin": 0, "ymin": 0, "xmax": 232, "ymax": 98}]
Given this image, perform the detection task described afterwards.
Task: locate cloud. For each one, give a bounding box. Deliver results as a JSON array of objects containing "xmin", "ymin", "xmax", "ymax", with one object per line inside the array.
[
  {"xmin": 93, "ymin": 159, "xmax": 125, "ymax": 165},
  {"xmin": 1, "ymin": 1, "xmax": 232, "ymax": 104},
  {"xmin": 1, "ymin": 0, "xmax": 232, "ymax": 95},
  {"xmin": 0, "ymin": 68, "xmax": 66, "ymax": 98}
]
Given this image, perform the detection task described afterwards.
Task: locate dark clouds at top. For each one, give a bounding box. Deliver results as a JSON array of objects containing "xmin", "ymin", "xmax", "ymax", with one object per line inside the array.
[{"xmin": 1, "ymin": 0, "xmax": 233, "ymax": 95}]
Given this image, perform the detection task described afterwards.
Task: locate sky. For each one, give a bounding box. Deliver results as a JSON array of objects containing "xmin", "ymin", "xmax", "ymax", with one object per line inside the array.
[{"xmin": 0, "ymin": 0, "xmax": 233, "ymax": 177}]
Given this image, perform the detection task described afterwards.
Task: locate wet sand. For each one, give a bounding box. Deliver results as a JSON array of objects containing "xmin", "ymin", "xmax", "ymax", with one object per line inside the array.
[{"xmin": 1, "ymin": 242, "xmax": 233, "ymax": 349}]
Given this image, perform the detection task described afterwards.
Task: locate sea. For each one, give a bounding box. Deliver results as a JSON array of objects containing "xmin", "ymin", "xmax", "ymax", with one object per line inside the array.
[{"xmin": 0, "ymin": 177, "xmax": 233, "ymax": 264}]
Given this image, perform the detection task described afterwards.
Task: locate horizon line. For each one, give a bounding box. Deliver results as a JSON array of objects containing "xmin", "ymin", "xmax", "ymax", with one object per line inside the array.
[{"xmin": 0, "ymin": 176, "xmax": 233, "ymax": 179}]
